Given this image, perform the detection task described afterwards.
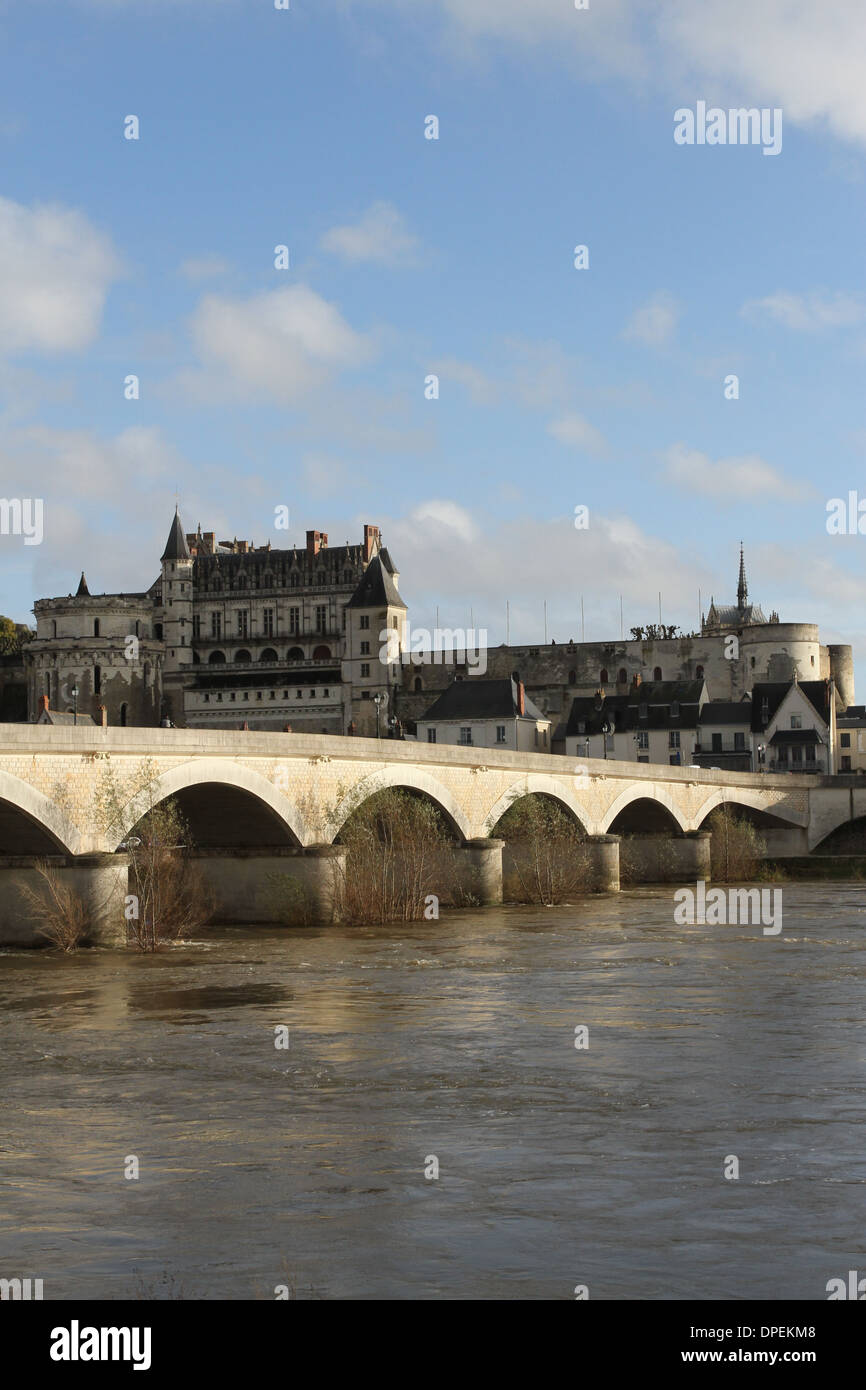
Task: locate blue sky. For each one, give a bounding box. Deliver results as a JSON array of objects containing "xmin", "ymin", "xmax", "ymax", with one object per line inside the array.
[{"xmin": 2, "ymin": 0, "xmax": 866, "ymax": 687}]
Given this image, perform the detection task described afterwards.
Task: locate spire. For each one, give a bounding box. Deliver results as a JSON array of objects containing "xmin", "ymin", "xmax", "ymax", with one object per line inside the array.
[
  {"xmin": 737, "ymin": 541, "xmax": 748, "ymax": 610},
  {"xmin": 76, "ymin": 571, "xmax": 90, "ymax": 597},
  {"xmin": 161, "ymin": 506, "xmax": 190, "ymax": 562}
]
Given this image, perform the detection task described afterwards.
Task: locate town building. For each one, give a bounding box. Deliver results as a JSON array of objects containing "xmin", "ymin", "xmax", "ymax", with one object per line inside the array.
[
  {"xmin": 416, "ymin": 677, "xmax": 551, "ymax": 751},
  {"xmin": 836, "ymin": 705, "xmax": 866, "ymax": 773}
]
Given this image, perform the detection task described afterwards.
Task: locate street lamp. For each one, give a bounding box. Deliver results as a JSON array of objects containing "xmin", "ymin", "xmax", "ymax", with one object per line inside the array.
[
  {"xmin": 71, "ymin": 683, "xmax": 79, "ymax": 727},
  {"xmin": 372, "ymin": 691, "xmax": 387, "ymax": 738},
  {"xmin": 601, "ymin": 719, "xmax": 612, "ymax": 760}
]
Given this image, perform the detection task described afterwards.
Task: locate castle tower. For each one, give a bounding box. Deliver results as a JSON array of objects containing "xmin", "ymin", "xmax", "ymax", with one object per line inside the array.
[{"xmin": 160, "ymin": 508, "xmax": 194, "ymax": 681}]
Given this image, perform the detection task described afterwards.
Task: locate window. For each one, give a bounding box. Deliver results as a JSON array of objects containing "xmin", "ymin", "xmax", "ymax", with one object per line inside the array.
[
  {"xmin": 230, "ymin": 693, "xmax": 236, "ymax": 702},
  {"xmin": 841, "ymin": 732, "xmax": 851, "ymax": 748},
  {"xmin": 427, "ymin": 728, "xmax": 436, "ymax": 743},
  {"xmin": 261, "ymin": 648, "xmax": 278, "ymax": 663},
  {"xmin": 791, "ymin": 745, "xmax": 803, "ymax": 763},
  {"xmin": 791, "ymin": 714, "xmax": 802, "ymax": 729},
  {"xmin": 234, "ymin": 649, "xmax": 251, "ymax": 664},
  {"xmin": 669, "ymin": 731, "xmax": 680, "ymax": 748},
  {"xmin": 534, "ymin": 729, "xmax": 539, "ymax": 747},
  {"xmin": 263, "ymin": 609, "xmax": 275, "ymax": 637},
  {"xmin": 210, "ymin": 612, "xmax": 222, "ymax": 639},
  {"xmin": 289, "ymin": 607, "xmax": 300, "ymax": 634},
  {"xmin": 94, "ymin": 619, "xmax": 100, "ymax": 637},
  {"xmin": 696, "ymin": 665, "xmax": 704, "ymax": 679},
  {"xmin": 256, "ymin": 692, "xmax": 262, "ymax": 701},
  {"xmin": 323, "ymin": 688, "xmax": 329, "ymax": 697},
  {"xmin": 192, "ymin": 615, "xmax": 200, "ymax": 639},
  {"xmin": 360, "ymin": 641, "xmax": 370, "ymax": 655},
  {"xmin": 204, "ymin": 693, "xmax": 210, "ymax": 703},
  {"xmin": 842, "ymin": 755, "xmax": 852, "ymax": 771},
  {"xmin": 414, "ymin": 677, "xmax": 423, "ymax": 693},
  {"xmin": 618, "ymin": 668, "xmax": 627, "ymax": 683},
  {"xmin": 120, "ymin": 703, "xmax": 127, "ymax": 727},
  {"xmin": 734, "ymin": 732, "xmax": 745, "ymax": 751},
  {"xmin": 94, "ymin": 665, "xmax": 101, "ymax": 695},
  {"xmin": 360, "ymin": 615, "xmax": 370, "ymax": 630},
  {"xmin": 670, "ymin": 701, "xmax": 680, "ymax": 718},
  {"xmin": 296, "ymin": 691, "xmax": 302, "ymax": 699},
  {"xmin": 315, "ymin": 605, "xmax": 327, "ymax": 632},
  {"xmin": 653, "ymin": 666, "xmax": 662, "ymax": 681},
  {"xmin": 568, "ymin": 669, "xmax": 577, "ymax": 685},
  {"xmin": 155, "ymin": 623, "xmax": 163, "ymax": 641},
  {"xmin": 309, "ymin": 690, "xmax": 316, "ymax": 698},
  {"xmin": 637, "ymin": 730, "xmax": 649, "ymax": 750},
  {"xmin": 237, "ymin": 611, "xmax": 248, "ymax": 638},
  {"xmin": 496, "ymin": 725, "xmax": 506, "ymax": 743},
  {"xmin": 599, "ymin": 668, "xmax": 608, "ymax": 684},
  {"xmin": 712, "ymin": 732, "xmax": 722, "ymax": 752},
  {"xmin": 459, "ymin": 727, "xmax": 473, "ymax": 745},
  {"xmin": 361, "ymin": 663, "xmax": 370, "ymax": 677},
  {"xmin": 639, "ymin": 704, "xmax": 648, "ymax": 721}
]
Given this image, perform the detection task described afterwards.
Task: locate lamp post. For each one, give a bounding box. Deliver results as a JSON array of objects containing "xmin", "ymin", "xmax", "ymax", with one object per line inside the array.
[
  {"xmin": 373, "ymin": 691, "xmax": 386, "ymax": 738},
  {"xmin": 71, "ymin": 683, "xmax": 79, "ymax": 727}
]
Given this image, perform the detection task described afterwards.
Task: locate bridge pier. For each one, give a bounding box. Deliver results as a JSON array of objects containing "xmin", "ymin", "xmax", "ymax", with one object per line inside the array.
[
  {"xmin": 191, "ymin": 844, "xmax": 347, "ymax": 926},
  {"xmin": 0, "ymin": 852, "xmax": 129, "ymax": 947},
  {"xmin": 583, "ymin": 834, "xmax": 621, "ymax": 892},
  {"xmin": 458, "ymin": 838, "xmax": 504, "ymax": 905},
  {"xmin": 620, "ymin": 831, "xmax": 712, "ymax": 884}
]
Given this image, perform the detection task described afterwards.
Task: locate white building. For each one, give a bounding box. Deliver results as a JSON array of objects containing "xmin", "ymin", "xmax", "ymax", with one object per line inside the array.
[{"xmin": 416, "ymin": 677, "xmax": 551, "ymax": 752}]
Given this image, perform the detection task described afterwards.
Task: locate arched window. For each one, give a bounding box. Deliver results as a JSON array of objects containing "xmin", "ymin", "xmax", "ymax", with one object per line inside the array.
[
  {"xmin": 696, "ymin": 664, "xmax": 704, "ymax": 679},
  {"xmin": 94, "ymin": 619, "xmax": 100, "ymax": 637},
  {"xmin": 234, "ymin": 649, "xmax": 251, "ymax": 664},
  {"xmin": 568, "ymin": 669, "xmax": 577, "ymax": 685},
  {"xmin": 413, "ymin": 676, "xmax": 423, "ymax": 693},
  {"xmin": 120, "ymin": 703, "xmax": 127, "ymax": 727},
  {"xmin": 208, "ymin": 650, "xmax": 226, "ymax": 664},
  {"xmin": 312, "ymin": 644, "xmax": 331, "ymax": 661},
  {"xmin": 599, "ymin": 668, "xmax": 609, "ymax": 684},
  {"xmin": 260, "ymin": 648, "xmax": 278, "ymax": 663},
  {"xmin": 287, "ymin": 647, "xmax": 304, "ymax": 662},
  {"xmin": 653, "ymin": 666, "xmax": 662, "ymax": 681},
  {"xmin": 618, "ymin": 668, "xmax": 627, "ymax": 684}
]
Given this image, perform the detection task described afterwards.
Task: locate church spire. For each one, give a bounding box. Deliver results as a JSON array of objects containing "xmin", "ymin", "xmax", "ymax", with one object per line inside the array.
[
  {"xmin": 161, "ymin": 506, "xmax": 190, "ymax": 562},
  {"xmin": 737, "ymin": 541, "xmax": 748, "ymax": 610}
]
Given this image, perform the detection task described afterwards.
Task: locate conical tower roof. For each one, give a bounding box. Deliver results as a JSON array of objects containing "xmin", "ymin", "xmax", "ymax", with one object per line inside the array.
[
  {"xmin": 161, "ymin": 507, "xmax": 190, "ymax": 562},
  {"xmin": 76, "ymin": 571, "xmax": 90, "ymax": 597}
]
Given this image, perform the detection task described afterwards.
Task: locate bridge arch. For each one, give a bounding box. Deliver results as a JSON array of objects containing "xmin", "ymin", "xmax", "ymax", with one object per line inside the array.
[
  {"xmin": 0, "ymin": 769, "xmax": 84, "ymax": 855},
  {"xmin": 693, "ymin": 788, "xmax": 808, "ymax": 831},
  {"xmin": 599, "ymin": 784, "xmax": 687, "ymax": 834},
  {"xmin": 329, "ymin": 767, "xmax": 471, "ymax": 843},
  {"xmin": 112, "ymin": 758, "xmax": 309, "ymax": 849},
  {"xmin": 482, "ymin": 775, "xmax": 591, "ymax": 838}
]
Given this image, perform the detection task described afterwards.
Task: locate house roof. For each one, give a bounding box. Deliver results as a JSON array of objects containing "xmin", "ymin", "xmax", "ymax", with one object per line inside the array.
[
  {"xmin": 750, "ymin": 681, "xmax": 832, "ymax": 732},
  {"xmin": 566, "ymin": 680, "xmax": 705, "ymax": 736},
  {"xmin": 699, "ymin": 701, "xmax": 752, "ymax": 726},
  {"xmin": 769, "ymin": 729, "xmax": 824, "ymax": 746},
  {"xmin": 346, "ymin": 553, "xmax": 406, "ymax": 610},
  {"xmin": 38, "ymin": 710, "xmax": 97, "ymax": 726},
  {"xmin": 419, "ymin": 677, "xmax": 546, "ymax": 723}
]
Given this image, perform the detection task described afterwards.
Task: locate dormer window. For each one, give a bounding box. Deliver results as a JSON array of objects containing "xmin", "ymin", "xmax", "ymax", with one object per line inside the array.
[{"xmin": 671, "ymin": 701, "xmax": 680, "ymax": 718}]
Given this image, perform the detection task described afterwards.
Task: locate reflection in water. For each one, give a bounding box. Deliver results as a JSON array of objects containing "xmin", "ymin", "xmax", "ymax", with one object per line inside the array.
[{"xmin": 1, "ymin": 886, "xmax": 865, "ymax": 1300}]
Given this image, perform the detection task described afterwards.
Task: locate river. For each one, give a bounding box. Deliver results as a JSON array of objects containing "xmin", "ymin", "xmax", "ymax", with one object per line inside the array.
[{"xmin": 1, "ymin": 883, "xmax": 865, "ymax": 1300}]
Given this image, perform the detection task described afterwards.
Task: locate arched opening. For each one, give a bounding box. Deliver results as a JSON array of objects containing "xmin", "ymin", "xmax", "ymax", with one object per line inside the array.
[
  {"xmin": 608, "ymin": 798, "xmax": 681, "ymax": 835},
  {"xmin": 260, "ymin": 649, "xmax": 278, "ymax": 663},
  {"xmin": 334, "ymin": 786, "xmax": 461, "ymax": 923},
  {"xmin": 617, "ymin": 668, "xmax": 627, "ymax": 684},
  {"xmin": 599, "ymin": 668, "xmax": 608, "ymax": 684},
  {"xmin": 568, "ymin": 668, "xmax": 577, "ymax": 685},
  {"xmin": 120, "ymin": 703, "xmax": 127, "ymax": 727},
  {"xmin": 93, "ymin": 619, "xmax": 100, "ymax": 637},
  {"xmin": 696, "ymin": 803, "xmax": 793, "ymax": 880},
  {"xmin": 128, "ymin": 782, "xmax": 301, "ymax": 850},
  {"xmin": 811, "ymin": 814, "xmax": 866, "ymax": 856},
  {"xmin": 0, "ymin": 797, "xmax": 71, "ymax": 855},
  {"xmin": 208, "ymin": 650, "xmax": 226, "ymax": 664},
  {"xmin": 312, "ymin": 644, "xmax": 331, "ymax": 661},
  {"xmin": 413, "ymin": 676, "xmax": 423, "ymax": 692},
  {"xmin": 653, "ymin": 666, "xmax": 662, "ymax": 681},
  {"xmin": 287, "ymin": 647, "xmax": 304, "ymax": 662},
  {"xmin": 696, "ymin": 665, "xmax": 704, "ymax": 679},
  {"xmin": 234, "ymin": 650, "xmax": 251, "ymax": 664}
]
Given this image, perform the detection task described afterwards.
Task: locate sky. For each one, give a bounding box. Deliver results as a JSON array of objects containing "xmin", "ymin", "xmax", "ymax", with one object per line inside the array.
[{"xmin": 1, "ymin": 1, "xmax": 866, "ymax": 687}]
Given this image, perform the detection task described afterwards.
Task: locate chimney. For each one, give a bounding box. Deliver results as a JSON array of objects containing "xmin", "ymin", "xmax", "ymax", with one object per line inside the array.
[
  {"xmin": 97, "ymin": 704, "xmax": 107, "ymax": 728},
  {"xmin": 517, "ymin": 680, "xmax": 526, "ymax": 716},
  {"xmin": 38, "ymin": 693, "xmax": 49, "ymax": 715},
  {"xmin": 632, "ymin": 673, "xmax": 642, "ymax": 689},
  {"xmin": 306, "ymin": 530, "xmax": 327, "ymax": 558},
  {"xmin": 363, "ymin": 524, "xmax": 380, "ymax": 562}
]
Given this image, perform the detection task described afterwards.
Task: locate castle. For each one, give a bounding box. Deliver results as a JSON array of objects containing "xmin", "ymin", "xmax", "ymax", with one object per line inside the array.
[{"xmin": 22, "ymin": 518, "xmax": 855, "ymax": 736}]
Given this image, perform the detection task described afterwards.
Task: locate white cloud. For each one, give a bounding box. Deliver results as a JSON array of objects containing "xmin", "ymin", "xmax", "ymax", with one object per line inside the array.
[
  {"xmin": 404, "ymin": 499, "xmax": 480, "ymax": 544},
  {"xmin": 547, "ymin": 412, "xmax": 609, "ymax": 456},
  {"xmin": 0, "ymin": 197, "xmax": 121, "ymax": 355},
  {"xmin": 624, "ymin": 291, "xmax": 679, "ymax": 348},
  {"xmin": 741, "ymin": 290, "xmax": 864, "ymax": 331},
  {"xmin": 182, "ymin": 284, "xmax": 376, "ymax": 404},
  {"xmin": 179, "ymin": 254, "xmax": 231, "ymax": 282},
  {"xmin": 662, "ymin": 443, "xmax": 812, "ymax": 501},
  {"xmin": 321, "ymin": 202, "xmax": 421, "ymax": 266}
]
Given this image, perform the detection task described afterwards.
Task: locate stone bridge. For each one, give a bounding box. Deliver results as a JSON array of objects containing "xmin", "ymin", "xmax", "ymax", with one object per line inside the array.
[{"xmin": 0, "ymin": 725, "xmax": 863, "ymax": 943}]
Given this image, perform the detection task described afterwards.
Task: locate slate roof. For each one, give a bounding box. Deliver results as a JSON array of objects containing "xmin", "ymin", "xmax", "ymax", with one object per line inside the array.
[
  {"xmin": 37, "ymin": 710, "xmax": 97, "ymax": 726},
  {"xmin": 161, "ymin": 509, "xmax": 191, "ymax": 562},
  {"xmin": 707, "ymin": 603, "xmax": 767, "ymax": 626},
  {"xmin": 419, "ymin": 678, "xmax": 546, "ymax": 723},
  {"xmin": 750, "ymin": 681, "xmax": 832, "ymax": 732},
  {"xmin": 76, "ymin": 571, "xmax": 90, "ymax": 597},
  {"xmin": 699, "ymin": 701, "xmax": 752, "ymax": 726},
  {"xmin": 346, "ymin": 553, "xmax": 406, "ymax": 610},
  {"xmin": 769, "ymin": 728, "xmax": 824, "ymax": 746},
  {"xmin": 566, "ymin": 680, "xmax": 705, "ymax": 736}
]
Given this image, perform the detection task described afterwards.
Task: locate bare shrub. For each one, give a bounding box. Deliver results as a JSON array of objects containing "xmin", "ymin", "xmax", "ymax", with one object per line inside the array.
[
  {"xmin": 495, "ymin": 794, "xmax": 588, "ymax": 905},
  {"xmin": 16, "ymin": 861, "xmax": 89, "ymax": 951},
  {"xmin": 263, "ymin": 872, "xmax": 314, "ymax": 927},
  {"xmin": 707, "ymin": 807, "xmax": 766, "ymax": 882},
  {"xmin": 337, "ymin": 787, "xmax": 455, "ymax": 924}
]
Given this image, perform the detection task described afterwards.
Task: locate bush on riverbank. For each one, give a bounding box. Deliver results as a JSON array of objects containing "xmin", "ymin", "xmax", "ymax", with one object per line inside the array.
[
  {"xmin": 16, "ymin": 861, "xmax": 89, "ymax": 951},
  {"xmin": 336, "ymin": 787, "xmax": 457, "ymax": 923},
  {"xmin": 706, "ymin": 807, "xmax": 766, "ymax": 882}
]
